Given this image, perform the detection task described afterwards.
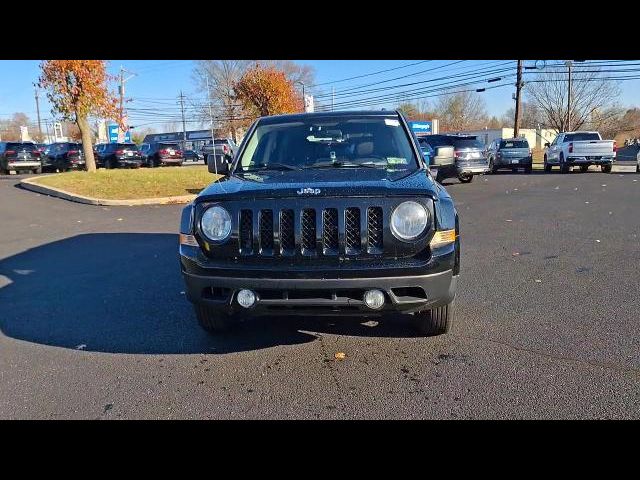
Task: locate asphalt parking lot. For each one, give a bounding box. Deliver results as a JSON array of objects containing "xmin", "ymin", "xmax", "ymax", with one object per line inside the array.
[{"xmin": 1, "ymin": 167, "xmax": 639, "ymax": 419}]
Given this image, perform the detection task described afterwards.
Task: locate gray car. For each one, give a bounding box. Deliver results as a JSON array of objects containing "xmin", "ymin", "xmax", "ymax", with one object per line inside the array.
[{"xmin": 486, "ymin": 138, "xmax": 532, "ymax": 174}]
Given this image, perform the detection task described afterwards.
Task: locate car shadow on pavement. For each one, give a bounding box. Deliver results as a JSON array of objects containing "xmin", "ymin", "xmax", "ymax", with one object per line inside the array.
[{"xmin": 0, "ymin": 233, "xmax": 416, "ymax": 355}]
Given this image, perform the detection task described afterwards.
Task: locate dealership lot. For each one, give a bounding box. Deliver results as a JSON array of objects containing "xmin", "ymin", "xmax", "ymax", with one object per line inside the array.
[{"xmin": 1, "ymin": 170, "xmax": 639, "ymax": 419}]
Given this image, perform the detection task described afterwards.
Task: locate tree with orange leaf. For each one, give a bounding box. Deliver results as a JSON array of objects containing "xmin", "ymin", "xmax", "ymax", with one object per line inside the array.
[
  {"xmin": 38, "ymin": 60, "xmax": 120, "ymax": 172},
  {"xmin": 234, "ymin": 64, "xmax": 303, "ymax": 119}
]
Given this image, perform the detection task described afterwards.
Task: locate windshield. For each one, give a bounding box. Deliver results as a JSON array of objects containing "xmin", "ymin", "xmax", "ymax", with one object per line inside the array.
[
  {"xmin": 451, "ymin": 138, "xmax": 484, "ymax": 149},
  {"xmin": 236, "ymin": 116, "xmax": 418, "ymax": 172},
  {"xmin": 564, "ymin": 133, "xmax": 601, "ymax": 142},
  {"xmin": 500, "ymin": 140, "xmax": 529, "ymax": 149},
  {"xmin": 116, "ymin": 143, "xmax": 138, "ymax": 150},
  {"xmin": 7, "ymin": 142, "xmax": 37, "ymax": 151}
]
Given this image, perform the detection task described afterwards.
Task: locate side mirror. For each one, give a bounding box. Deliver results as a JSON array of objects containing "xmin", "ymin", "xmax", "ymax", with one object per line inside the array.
[
  {"xmin": 207, "ymin": 154, "xmax": 230, "ymax": 175},
  {"xmin": 544, "ymin": 142, "xmax": 550, "ymax": 148}
]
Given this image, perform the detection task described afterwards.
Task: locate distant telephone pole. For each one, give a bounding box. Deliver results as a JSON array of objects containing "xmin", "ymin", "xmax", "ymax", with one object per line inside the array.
[
  {"xmin": 178, "ymin": 90, "xmax": 187, "ymax": 151},
  {"xmin": 118, "ymin": 66, "xmax": 136, "ymax": 140},
  {"xmin": 513, "ymin": 60, "xmax": 523, "ymax": 137},
  {"xmin": 33, "ymin": 85, "xmax": 43, "ymax": 142},
  {"xmin": 565, "ymin": 60, "xmax": 573, "ymax": 132}
]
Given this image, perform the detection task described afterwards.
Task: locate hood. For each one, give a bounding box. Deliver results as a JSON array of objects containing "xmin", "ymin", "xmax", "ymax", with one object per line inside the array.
[{"xmin": 196, "ymin": 168, "xmax": 438, "ymax": 201}]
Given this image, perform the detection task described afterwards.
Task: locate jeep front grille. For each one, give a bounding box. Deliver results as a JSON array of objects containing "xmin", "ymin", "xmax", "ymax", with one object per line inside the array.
[{"xmin": 239, "ymin": 206, "xmax": 384, "ymax": 257}]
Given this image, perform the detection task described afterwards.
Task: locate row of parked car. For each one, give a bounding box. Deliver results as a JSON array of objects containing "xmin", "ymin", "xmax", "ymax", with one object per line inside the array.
[
  {"xmin": 417, "ymin": 130, "xmax": 627, "ymax": 183},
  {"xmin": 0, "ymin": 138, "xmax": 238, "ymax": 174}
]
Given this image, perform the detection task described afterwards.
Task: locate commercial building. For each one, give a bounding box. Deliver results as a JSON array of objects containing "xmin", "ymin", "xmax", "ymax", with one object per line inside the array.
[{"xmin": 448, "ymin": 127, "xmax": 557, "ymax": 150}]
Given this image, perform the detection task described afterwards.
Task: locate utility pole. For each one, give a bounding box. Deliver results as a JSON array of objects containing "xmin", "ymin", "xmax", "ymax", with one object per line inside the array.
[
  {"xmin": 332, "ymin": 87, "xmax": 335, "ymax": 111},
  {"xmin": 565, "ymin": 60, "xmax": 573, "ymax": 132},
  {"xmin": 34, "ymin": 85, "xmax": 43, "ymax": 142},
  {"xmin": 513, "ymin": 60, "xmax": 523, "ymax": 138},
  {"xmin": 118, "ymin": 66, "xmax": 137, "ymax": 141},
  {"xmin": 178, "ymin": 90, "xmax": 188, "ymax": 151}
]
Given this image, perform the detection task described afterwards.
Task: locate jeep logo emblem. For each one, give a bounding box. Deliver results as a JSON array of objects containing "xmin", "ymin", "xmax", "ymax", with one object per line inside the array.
[{"xmin": 297, "ymin": 188, "xmax": 321, "ymax": 195}]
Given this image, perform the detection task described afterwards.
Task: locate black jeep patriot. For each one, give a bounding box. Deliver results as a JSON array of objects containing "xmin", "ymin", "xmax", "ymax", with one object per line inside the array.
[{"xmin": 179, "ymin": 111, "xmax": 460, "ymax": 336}]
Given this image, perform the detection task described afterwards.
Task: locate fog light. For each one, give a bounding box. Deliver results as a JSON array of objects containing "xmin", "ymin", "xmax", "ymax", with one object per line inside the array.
[
  {"xmin": 363, "ymin": 289, "xmax": 385, "ymax": 310},
  {"xmin": 236, "ymin": 289, "xmax": 256, "ymax": 308}
]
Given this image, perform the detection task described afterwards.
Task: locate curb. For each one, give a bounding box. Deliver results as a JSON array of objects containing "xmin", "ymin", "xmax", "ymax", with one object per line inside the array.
[{"xmin": 19, "ymin": 177, "xmax": 196, "ymax": 206}]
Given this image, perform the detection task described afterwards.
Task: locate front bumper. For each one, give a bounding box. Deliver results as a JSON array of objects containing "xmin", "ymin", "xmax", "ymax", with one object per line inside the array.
[
  {"xmin": 118, "ymin": 159, "xmax": 142, "ymax": 167},
  {"xmin": 182, "ymin": 268, "xmax": 457, "ymax": 317}
]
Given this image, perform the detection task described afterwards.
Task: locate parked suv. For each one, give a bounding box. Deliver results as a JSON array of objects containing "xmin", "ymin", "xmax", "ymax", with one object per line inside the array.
[
  {"xmin": 0, "ymin": 141, "xmax": 42, "ymax": 174},
  {"xmin": 179, "ymin": 110, "xmax": 460, "ymax": 336},
  {"xmin": 42, "ymin": 142, "xmax": 85, "ymax": 172},
  {"xmin": 486, "ymin": 138, "xmax": 532, "ymax": 173},
  {"xmin": 142, "ymin": 142, "xmax": 183, "ymax": 167},
  {"xmin": 420, "ymin": 134, "xmax": 489, "ymax": 183},
  {"xmin": 96, "ymin": 143, "xmax": 143, "ymax": 169},
  {"xmin": 200, "ymin": 138, "xmax": 237, "ymax": 165}
]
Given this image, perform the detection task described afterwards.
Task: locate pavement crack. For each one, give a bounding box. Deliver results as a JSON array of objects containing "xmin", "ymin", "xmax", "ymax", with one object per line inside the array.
[{"xmin": 455, "ymin": 333, "xmax": 640, "ymax": 378}]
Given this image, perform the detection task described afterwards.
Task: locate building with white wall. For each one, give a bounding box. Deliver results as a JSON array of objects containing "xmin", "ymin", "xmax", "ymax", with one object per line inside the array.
[{"xmin": 448, "ymin": 127, "xmax": 557, "ymax": 150}]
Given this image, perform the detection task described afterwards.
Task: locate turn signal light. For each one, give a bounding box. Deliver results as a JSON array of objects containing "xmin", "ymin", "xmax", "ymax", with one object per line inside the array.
[
  {"xmin": 179, "ymin": 233, "xmax": 199, "ymax": 247},
  {"xmin": 430, "ymin": 229, "xmax": 456, "ymax": 248}
]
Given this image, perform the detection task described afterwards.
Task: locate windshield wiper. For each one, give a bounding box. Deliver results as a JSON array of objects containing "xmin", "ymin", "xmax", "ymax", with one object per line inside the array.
[
  {"xmin": 241, "ymin": 163, "xmax": 302, "ymax": 172},
  {"xmin": 305, "ymin": 161, "xmax": 382, "ymax": 169}
]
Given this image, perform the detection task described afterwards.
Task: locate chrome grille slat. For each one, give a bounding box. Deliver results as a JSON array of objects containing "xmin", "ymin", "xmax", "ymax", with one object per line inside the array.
[
  {"xmin": 367, "ymin": 207, "xmax": 383, "ymax": 253},
  {"xmin": 345, "ymin": 207, "xmax": 362, "ymax": 254},
  {"xmin": 322, "ymin": 208, "xmax": 339, "ymax": 254},
  {"xmin": 240, "ymin": 204, "xmax": 384, "ymax": 257},
  {"xmin": 259, "ymin": 210, "xmax": 274, "ymax": 252},
  {"xmin": 301, "ymin": 209, "xmax": 316, "ymax": 252},
  {"xmin": 280, "ymin": 209, "xmax": 295, "ymax": 253}
]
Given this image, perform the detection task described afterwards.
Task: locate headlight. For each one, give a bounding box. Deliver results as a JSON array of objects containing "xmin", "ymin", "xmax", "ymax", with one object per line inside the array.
[
  {"xmin": 391, "ymin": 201, "xmax": 429, "ymax": 241},
  {"xmin": 200, "ymin": 206, "xmax": 232, "ymax": 241}
]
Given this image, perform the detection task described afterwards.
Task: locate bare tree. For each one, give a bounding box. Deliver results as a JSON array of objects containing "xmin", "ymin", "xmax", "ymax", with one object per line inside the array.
[
  {"xmin": 501, "ymin": 101, "xmax": 545, "ymax": 129},
  {"xmin": 434, "ymin": 91, "xmax": 488, "ymax": 131},
  {"xmin": 192, "ymin": 60, "xmax": 252, "ymax": 143},
  {"xmin": 525, "ymin": 68, "xmax": 620, "ymax": 132}
]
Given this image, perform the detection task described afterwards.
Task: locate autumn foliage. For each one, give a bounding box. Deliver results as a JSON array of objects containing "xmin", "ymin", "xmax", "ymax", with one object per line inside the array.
[
  {"xmin": 38, "ymin": 60, "xmax": 120, "ymax": 172},
  {"xmin": 234, "ymin": 64, "xmax": 303, "ymax": 118}
]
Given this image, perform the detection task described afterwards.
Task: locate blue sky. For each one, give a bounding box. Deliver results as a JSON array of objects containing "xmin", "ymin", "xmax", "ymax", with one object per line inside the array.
[{"xmin": 1, "ymin": 60, "xmax": 638, "ymax": 131}]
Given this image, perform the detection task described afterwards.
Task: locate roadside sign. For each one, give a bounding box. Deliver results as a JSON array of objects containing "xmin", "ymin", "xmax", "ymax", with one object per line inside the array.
[
  {"xmin": 409, "ymin": 121, "xmax": 433, "ymax": 135},
  {"xmin": 108, "ymin": 124, "xmax": 130, "ymax": 143}
]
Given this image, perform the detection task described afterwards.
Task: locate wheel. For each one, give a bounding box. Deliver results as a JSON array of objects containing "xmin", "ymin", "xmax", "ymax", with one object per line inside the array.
[
  {"xmin": 601, "ymin": 164, "xmax": 612, "ymax": 173},
  {"xmin": 413, "ymin": 301, "xmax": 455, "ymax": 336},
  {"xmin": 194, "ymin": 304, "xmax": 237, "ymax": 334},
  {"xmin": 636, "ymin": 164, "xmax": 639, "ymax": 173},
  {"xmin": 560, "ymin": 154, "xmax": 570, "ymax": 174},
  {"xmin": 580, "ymin": 165, "xmax": 589, "ymax": 173},
  {"xmin": 177, "ymin": 162, "xmax": 183, "ymax": 167},
  {"xmin": 524, "ymin": 165, "xmax": 532, "ymax": 174},
  {"xmin": 105, "ymin": 158, "xmax": 114, "ymax": 169},
  {"xmin": 458, "ymin": 174, "xmax": 474, "ymax": 183},
  {"xmin": 544, "ymin": 156, "xmax": 552, "ymax": 173},
  {"xmin": 33, "ymin": 167, "xmax": 42, "ymax": 174}
]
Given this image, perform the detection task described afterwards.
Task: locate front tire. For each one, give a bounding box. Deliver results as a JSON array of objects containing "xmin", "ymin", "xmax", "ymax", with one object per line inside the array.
[
  {"xmin": 458, "ymin": 174, "xmax": 474, "ymax": 183},
  {"xmin": 489, "ymin": 158, "xmax": 497, "ymax": 174},
  {"xmin": 544, "ymin": 156, "xmax": 552, "ymax": 173},
  {"xmin": 601, "ymin": 164, "xmax": 612, "ymax": 173},
  {"xmin": 33, "ymin": 167, "xmax": 42, "ymax": 174},
  {"xmin": 524, "ymin": 165, "xmax": 532, "ymax": 174},
  {"xmin": 413, "ymin": 301, "xmax": 455, "ymax": 336},
  {"xmin": 194, "ymin": 304, "xmax": 237, "ymax": 334}
]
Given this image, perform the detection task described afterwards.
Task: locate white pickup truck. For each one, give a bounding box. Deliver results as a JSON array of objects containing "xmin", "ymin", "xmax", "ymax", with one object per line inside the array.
[{"xmin": 543, "ymin": 131, "xmax": 617, "ymax": 174}]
